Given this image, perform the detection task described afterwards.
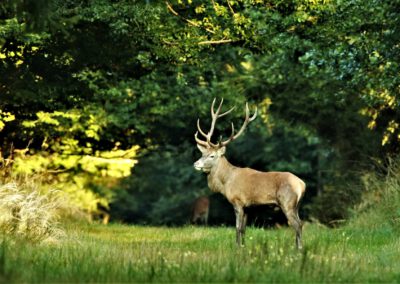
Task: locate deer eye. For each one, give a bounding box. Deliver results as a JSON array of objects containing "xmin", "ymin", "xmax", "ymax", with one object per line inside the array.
[{"xmin": 209, "ymin": 154, "xmax": 216, "ymax": 158}]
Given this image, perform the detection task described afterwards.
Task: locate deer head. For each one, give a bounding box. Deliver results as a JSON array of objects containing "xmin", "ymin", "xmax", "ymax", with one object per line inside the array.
[{"xmin": 194, "ymin": 98, "xmax": 257, "ymax": 173}]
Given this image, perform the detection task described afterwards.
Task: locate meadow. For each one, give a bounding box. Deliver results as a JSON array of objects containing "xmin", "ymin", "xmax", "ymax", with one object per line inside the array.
[
  {"xmin": 1, "ymin": 221, "xmax": 399, "ymax": 283},
  {"xmin": 1, "ymin": 160, "xmax": 399, "ymax": 283}
]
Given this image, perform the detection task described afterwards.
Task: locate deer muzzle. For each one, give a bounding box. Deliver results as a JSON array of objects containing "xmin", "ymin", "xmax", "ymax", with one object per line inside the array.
[
  {"xmin": 194, "ymin": 160, "xmax": 203, "ymax": 171},
  {"xmin": 194, "ymin": 159, "xmax": 211, "ymax": 173}
]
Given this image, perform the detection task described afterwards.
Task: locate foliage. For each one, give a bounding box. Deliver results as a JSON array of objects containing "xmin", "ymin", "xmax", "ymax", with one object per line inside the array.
[
  {"xmin": 352, "ymin": 156, "xmax": 400, "ymax": 230},
  {"xmin": 111, "ymin": 143, "xmax": 207, "ymax": 225},
  {"xmin": 0, "ymin": 0, "xmax": 399, "ymax": 223},
  {"xmin": 167, "ymin": 0, "xmax": 400, "ymax": 150},
  {"xmin": 0, "ymin": 110, "xmax": 15, "ymax": 132},
  {"xmin": 0, "ymin": 0, "xmax": 172, "ymax": 214}
]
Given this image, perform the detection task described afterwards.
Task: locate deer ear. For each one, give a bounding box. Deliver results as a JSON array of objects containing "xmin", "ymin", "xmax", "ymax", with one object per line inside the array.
[
  {"xmin": 217, "ymin": 146, "xmax": 226, "ymax": 156},
  {"xmin": 197, "ymin": 144, "xmax": 208, "ymax": 153}
]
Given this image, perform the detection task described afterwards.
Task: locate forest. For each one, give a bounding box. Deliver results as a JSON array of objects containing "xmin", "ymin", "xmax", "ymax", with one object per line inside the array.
[
  {"xmin": 1, "ymin": 0, "xmax": 400, "ymax": 227},
  {"xmin": 1, "ymin": 0, "xmax": 400, "ymax": 282},
  {"xmin": 1, "ymin": 0, "xmax": 399, "ymax": 230}
]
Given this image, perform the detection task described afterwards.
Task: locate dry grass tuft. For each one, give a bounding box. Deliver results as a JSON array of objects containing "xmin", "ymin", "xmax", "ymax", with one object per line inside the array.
[{"xmin": 0, "ymin": 181, "xmax": 64, "ymax": 242}]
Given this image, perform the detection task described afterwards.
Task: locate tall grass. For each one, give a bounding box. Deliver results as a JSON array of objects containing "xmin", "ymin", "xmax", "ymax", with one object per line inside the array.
[
  {"xmin": 352, "ymin": 157, "xmax": 400, "ymax": 230},
  {"xmin": 0, "ymin": 181, "xmax": 63, "ymax": 242},
  {"xmin": 0, "ymin": 159, "xmax": 399, "ymax": 282},
  {"xmin": 0, "ymin": 223, "xmax": 399, "ymax": 283}
]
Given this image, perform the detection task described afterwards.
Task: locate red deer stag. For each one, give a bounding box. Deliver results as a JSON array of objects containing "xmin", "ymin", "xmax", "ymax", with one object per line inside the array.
[
  {"xmin": 190, "ymin": 196, "xmax": 210, "ymax": 225},
  {"xmin": 193, "ymin": 98, "xmax": 306, "ymax": 249}
]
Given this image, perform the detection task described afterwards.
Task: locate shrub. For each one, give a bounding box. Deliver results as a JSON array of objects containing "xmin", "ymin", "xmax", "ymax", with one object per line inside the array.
[{"xmin": 351, "ymin": 157, "xmax": 400, "ymax": 230}]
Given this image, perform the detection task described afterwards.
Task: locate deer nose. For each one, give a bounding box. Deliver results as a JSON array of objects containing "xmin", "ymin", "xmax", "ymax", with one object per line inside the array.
[{"xmin": 194, "ymin": 161, "xmax": 202, "ymax": 170}]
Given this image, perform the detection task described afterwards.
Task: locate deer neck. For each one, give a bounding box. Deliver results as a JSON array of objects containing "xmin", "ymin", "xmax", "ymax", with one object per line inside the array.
[{"xmin": 207, "ymin": 156, "xmax": 235, "ymax": 195}]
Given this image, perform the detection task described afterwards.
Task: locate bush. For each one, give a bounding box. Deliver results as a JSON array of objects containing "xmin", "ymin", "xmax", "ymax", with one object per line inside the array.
[
  {"xmin": 110, "ymin": 143, "xmax": 207, "ymax": 225},
  {"xmin": 351, "ymin": 157, "xmax": 400, "ymax": 230}
]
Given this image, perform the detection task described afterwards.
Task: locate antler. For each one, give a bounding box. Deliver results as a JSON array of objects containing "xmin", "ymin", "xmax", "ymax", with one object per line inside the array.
[
  {"xmin": 195, "ymin": 98, "xmax": 257, "ymax": 148},
  {"xmin": 196, "ymin": 98, "xmax": 235, "ymax": 148},
  {"xmin": 219, "ymin": 102, "xmax": 257, "ymax": 146}
]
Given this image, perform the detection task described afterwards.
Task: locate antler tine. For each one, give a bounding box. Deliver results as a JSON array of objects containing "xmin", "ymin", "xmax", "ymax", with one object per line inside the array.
[
  {"xmin": 218, "ymin": 106, "xmax": 235, "ymax": 118},
  {"xmin": 195, "ymin": 98, "xmax": 226, "ymax": 148},
  {"xmin": 195, "ymin": 98, "xmax": 253, "ymax": 148},
  {"xmin": 207, "ymin": 98, "xmax": 225, "ymax": 146},
  {"xmin": 195, "ymin": 131, "xmax": 209, "ymax": 147},
  {"xmin": 220, "ymin": 122, "xmax": 235, "ymax": 146},
  {"xmin": 219, "ymin": 102, "xmax": 257, "ymax": 147},
  {"xmin": 211, "ymin": 98, "xmax": 235, "ymax": 117},
  {"xmin": 249, "ymin": 106, "xmax": 258, "ymax": 121},
  {"xmin": 210, "ymin": 98, "xmax": 216, "ymax": 117},
  {"xmin": 211, "ymin": 97, "xmax": 223, "ymax": 117},
  {"xmin": 231, "ymin": 102, "xmax": 257, "ymax": 140},
  {"xmin": 197, "ymin": 119, "xmax": 208, "ymax": 138}
]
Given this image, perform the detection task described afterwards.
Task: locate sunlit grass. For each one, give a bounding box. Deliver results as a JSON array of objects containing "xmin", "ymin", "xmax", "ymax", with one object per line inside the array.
[
  {"xmin": 1, "ymin": 223, "xmax": 399, "ymax": 283},
  {"xmin": 1, "ymin": 159, "xmax": 400, "ymax": 283},
  {"xmin": 0, "ymin": 182, "xmax": 63, "ymax": 242}
]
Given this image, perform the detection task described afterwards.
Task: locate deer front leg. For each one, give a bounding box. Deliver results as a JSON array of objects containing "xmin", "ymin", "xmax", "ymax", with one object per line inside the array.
[{"xmin": 234, "ymin": 206, "xmax": 246, "ymax": 246}]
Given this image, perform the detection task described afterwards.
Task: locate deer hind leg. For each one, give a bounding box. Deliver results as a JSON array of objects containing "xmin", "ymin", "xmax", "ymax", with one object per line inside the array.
[
  {"xmin": 278, "ymin": 196, "xmax": 303, "ymax": 249},
  {"xmin": 281, "ymin": 207, "xmax": 303, "ymax": 250},
  {"xmin": 291, "ymin": 210, "xmax": 303, "ymax": 250},
  {"xmin": 278, "ymin": 185, "xmax": 304, "ymax": 249}
]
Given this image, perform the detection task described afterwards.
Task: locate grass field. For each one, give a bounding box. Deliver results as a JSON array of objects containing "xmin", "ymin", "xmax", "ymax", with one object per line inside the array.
[
  {"xmin": 1, "ymin": 162, "xmax": 399, "ymax": 283},
  {"xmin": 1, "ymin": 221, "xmax": 399, "ymax": 283}
]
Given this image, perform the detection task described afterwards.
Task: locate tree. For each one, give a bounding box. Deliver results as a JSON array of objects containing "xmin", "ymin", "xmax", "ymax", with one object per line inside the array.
[{"xmin": 1, "ymin": 0, "xmax": 398, "ymax": 224}]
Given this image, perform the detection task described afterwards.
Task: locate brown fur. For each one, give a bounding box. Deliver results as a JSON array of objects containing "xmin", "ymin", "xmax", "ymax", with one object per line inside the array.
[
  {"xmin": 197, "ymin": 152, "xmax": 306, "ymax": 249},
  {"xmin": 191, "ymin": 196, "xmax": 210, "ymax": 225}
]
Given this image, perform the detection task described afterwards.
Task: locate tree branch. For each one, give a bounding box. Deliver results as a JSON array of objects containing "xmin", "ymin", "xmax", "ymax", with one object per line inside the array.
[
  {"xmin": 226, "ymin": 0, "xmax": 235, "ymax": 14},
  {"xmin": 198, "ymin": 39, "xmax": 234, "ymax": 45},
  {"xmin": 165, "ymin": 1, "xmax": 215, "ymax": 34}
]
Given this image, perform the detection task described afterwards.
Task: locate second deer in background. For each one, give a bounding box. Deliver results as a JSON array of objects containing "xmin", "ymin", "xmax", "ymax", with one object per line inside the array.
[{"xmin": 190, "ymin": 196, "xmax": 210, "ymax": 225}]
